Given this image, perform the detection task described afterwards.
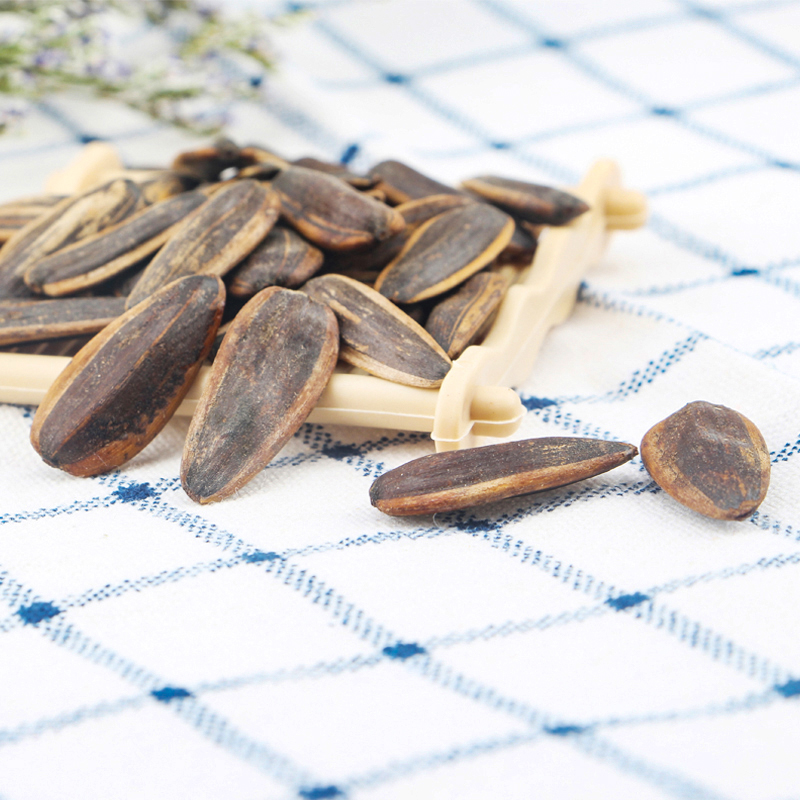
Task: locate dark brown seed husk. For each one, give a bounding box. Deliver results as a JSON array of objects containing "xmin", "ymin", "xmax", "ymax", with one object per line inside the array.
[
  {"xmin": 238, "ymin": 145, "xmax": 290, "ymax": 170},
  {"xmin": 0, "ymin": 179, "xmax": 142, "ymax": 299},
  {"xmin": 0, "ymin": 335, "xmax": 93, "ymax": 357},
  {"xmin": 368, "ymin": 160, "xmax": 460, "ymax": 204},
  {"xmin": 461, "ymin": 176, "xmax": 589, "ymax": 225},
  {"xmin": 125, "ymin": 180, "xmax": 279, "ymax": 309},
  {"xmin": 325, "ymin": 230, "xmax": 410, "ymax": 274},
  {"xmin": 395, "ymin": 193, "xmax": 476, "ymax": 228},
  {"xmin": 498, "ymin": 221, "xmax": 537, "ymax": 265},
  {"xmin": 0, "ymin": 194, "xmax": 67, "ymax": 240},
  {"xmin": 171, "ymin": 138, "xmax": 249, "ymax": 182},
  {"xmin": 640, "ymin": 401, "xmax": 770, "ymax": 520},
  {"xmin": 304, "ymin": 274, "xmax": 451, "ymax": 388},
  {"xmin": 30, "ymin": 275, "xmax": 224, "ymax": 477},
  {"xmin": 425, "ymin": 272, "xmax": 509, "ymax": 358},
  {"xmin": 370, "ymin": 437, "xmax": 638, "ymax": 515},
  {"xmin": 273, "ymin": 166, "xmax": 405, "ymax": 251},
  {"xmin": 236, "ymin": 163, "xmax": 283, "ymax": 181},
  {"xmin": 292, "ymin": 156, "xmax": 377, "ymax": 189},
  {"xmin": 181, "ymin": 286, "xmax": 339, "ymax": 504},
  {"xmin": 228, "ymin": 226, "xmax": 324, "ymax": 297},
  {"xmin": 0, "ymin": 296, "xmax": 125, "ymax": 345},
  {"xmin": 25, "ymin": 191, "xmax": 208, "ymax": 297},
  {"xmin": 374, "ymin": 203, "xmax": 514, "ymax": 303},
  {"xmin": 137, "ymin": 171, "xmax": 200, "ymax": 204}
]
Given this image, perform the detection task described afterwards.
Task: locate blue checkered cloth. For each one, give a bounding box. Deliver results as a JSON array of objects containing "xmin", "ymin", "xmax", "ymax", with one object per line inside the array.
[{"xmin": 1, "ymin": 2, "xmax": 800, "ymax": 798}]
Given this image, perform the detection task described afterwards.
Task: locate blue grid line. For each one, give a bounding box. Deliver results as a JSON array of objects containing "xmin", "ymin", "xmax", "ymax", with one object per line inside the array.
[
  {"xmin": 675, "ymin": 0, "xmax": 800, "ymax": 70},
  {"xmin": 1, "ymin": 476, "xmax": 792, "ymax": 792},
  {"xmin": 572, "ymin": 733, "xmax": 732, "ymax": 800}
]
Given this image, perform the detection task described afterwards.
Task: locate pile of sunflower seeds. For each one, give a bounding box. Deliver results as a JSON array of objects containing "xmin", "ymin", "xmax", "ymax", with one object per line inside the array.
[{"xmin": 0, "ymin": 138, "xmax": 592, "ymax": 504}]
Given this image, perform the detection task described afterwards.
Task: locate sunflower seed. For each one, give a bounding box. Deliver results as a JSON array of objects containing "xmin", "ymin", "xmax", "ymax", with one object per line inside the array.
[
  {"xmin": 370, "ymin": 437, "xmax": 638, "ymax": 515},
  {"xmin": 292, "ymin": 156, "xmax": 377, "ymax": 189},
  {"xmin": 0, "ymin": 195, "xmax": 67, "ymax": 241},
  {"xmin": 0, "ymin": 179, "xmax": 142, "ymax": 299},
  {"xmin": 498, "ymin": 221, "xmax": 537, "ymax": 265},
  {"xmin": 374, "ymin": 203, "xmax": 514, "ymax": 303},
  {"xmin": 0, "ymin": 296, "xmax": 125, "ymax": 345},
  {"xmin": 272, "ymin": 166, "xmax": 405, "ymax": 251},
  {"xmin": 181, "ymin": 287, "xmax": 339, "ymax": 503},
  {"xmin": 425, "ymin": 272, "xmax": 508, "ymax": 358},
  {"xmin": 640, "ymin": 401, "xmax": 770, "ymax": 520},
  {"xmin": 461, "ymin": 176, "xmax": 589, "ymax": 225},
  {"xmin": 25, "ymin": 190, "xmax": 208, "ymax": 297},
  {"xmin": 171, "ymin": 138, "xmax": 249, "ymax": 182},
  {"xmin": 368, "ymin": 160, "xmax": 460, "ymax": 204},
  {"xmin": 30, "ymin": 275, "xmax": 224, "ymax": 477},
  {"xmin": 304, "ymin": 274, "xmax": 451, "ymax": 388},
  {"xmin": 395, "ymin": 193, "xmax": 475, "ymax": 228},
  {"xmin": 125, "ymin": 180, "xmax": 279, "ymax": 309},
  {"xmin": 136, "ymin": 170, "xmax": 200, "ymax": 204},
  {"xmin": 228, "ymin": 225, "xmax": 324, "ymax": 297}
]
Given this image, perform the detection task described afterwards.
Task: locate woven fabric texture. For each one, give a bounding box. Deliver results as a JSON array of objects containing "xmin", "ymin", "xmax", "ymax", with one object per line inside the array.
[{"xmin": 1, "ymin": 1, "xmax": 799, "ymax": 798}]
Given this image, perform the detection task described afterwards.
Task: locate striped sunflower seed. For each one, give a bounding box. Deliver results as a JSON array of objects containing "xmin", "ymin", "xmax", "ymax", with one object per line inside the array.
[
  {"xmin": 272, "ymin": 166, "xmax": 405, "ymax": 252},
  {"xmin": 425, "ymin": 271, "xmax": 509, "ymax": 358},
  {"xmin": 0, "ymin": 179, "xmax": 142, "ymax": 299},
  {"xmin": 374, "ymin": 203, "xmax": 514, "ymax": 303},
  {"xmin": 394, "ymin": 193, "xmax": 475, "ymax": 228},
  {"xmin": 640, "ymin": 401, "xmax": 770, "ymax": 520},
  {"xmin": 228, "ymin": 225, "xmax": 324, "ymax": 297},
  {"xmin": 0, "ymin": 296, "xmax": 125, "ymax": 346},
  {"xmin": 368, "ymin": 160, "xmax": 460, "ymax": 204},
  {"xmin": 304, "ymin": 273, "xmax": 452, "ymax": 388},
  {"xmin": 461, "ymin": 176, "xmax": 589, "ymax": 225},
  {"xmin": 125, "ymin": 180, "xmax": 279, "ymax": 309},
  {"xmin": 181, "ymin": 287, "xmax": 339, "ymax": 504},
  {"xmin": 25, "ymin": 190, "xmax": 208, "ymax": 297},
  {"xmin": 30, "ymin": 275, "xmax": 224, "ymax": 477},
  {"xmin": 370, "ymin": 437, "xmax": 638, "ymax": 515},
  {"xmin": 0, "ymin": 195, "xmax": 67, "ymax": 242},
  {"xmin": 292, "ymin": 156, "xmax": 377, "ymax": 189}
]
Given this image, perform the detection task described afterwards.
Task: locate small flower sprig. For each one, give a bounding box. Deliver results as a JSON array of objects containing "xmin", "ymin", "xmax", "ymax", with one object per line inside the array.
[{"xmin": 0, "ymin": 0, "xmax": 291, "ymax": 134}]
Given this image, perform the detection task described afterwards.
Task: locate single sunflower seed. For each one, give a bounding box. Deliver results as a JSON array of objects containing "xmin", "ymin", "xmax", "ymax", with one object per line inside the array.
[
  {"xmin": 368, "ymin": 160, "xmax": 460, "ymax": 204},
  {"xmin": 30, "ymin": 275, "xmax": 224, "ymax": 477},
  {"xmin": 370, "ymin": 437, "xmax": 638, "ymax": 515},
  {"xmin": 425, "ymin": 271, "xmax": 509, "ymax": 358},
  {"xmin": 0, "ymin": 296, "xmax": 125, "ymax": 345},
  {"xmin": 292, "ymin": 156, "xmax": 377, "ymax": 189},
  {"xmin": 640, "ymin": 401, "xmax": 770, "ymax": 520},
  {"xmin": 25, "ymin": 190, "xmax": 208, "ymax": 297},
  {"xmin": 461, "ymin": 175, "xmax": 589, "ymax": 225},
  {"xmin": 272, "ymin": 166, "xmax": 405, "ymax": 251},
  {"xmin": 374, "ymin": 203, "xmax": 514, "ymax": 303},
  {"xmin": 125, "ymin": 180, "xmax": 279, "ymax": 309},
  {"xmin": 181, "ymin": 287, "xmax": 339, "ymax": 504},
  {"xmin": 228, "ymin": 225, "xmax": 324, "ymax": 297},
  {"xmin": 394, "ymin": 193, "xmax": 476, "ymax": 228},
  {"xmin": 304, "ymin": 273, "xmax": 452, "ymax": 388}
]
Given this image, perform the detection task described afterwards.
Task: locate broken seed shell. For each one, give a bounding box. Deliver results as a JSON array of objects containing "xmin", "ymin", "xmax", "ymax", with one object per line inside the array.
[
  {"xmin": 0, "ymin": 296, "xmax": 125, "ymax": 346},
  {"xmin": 273, "ymin": 166, "xmax": 405, "ymax": 251},
  {"xmin": 461, "ymin": 175, "xmax": 589, "ymax": 225},
  {"xmin": 425, "ymin": 271, "xmax": 509, "ymax": 359},
  {"xmin": 30, "ymin": 275, "xmax": 225, "ymax": 477},
  {"xmin": 640, "ymin": 401, "xmax": 770, "ymax": 520},
  {"xmin": 228, "ymin": 226, "xmax": 323, "ymax": 297},
  {"xmin": 374, "ymin": 203, "xmax": 514, "ymax": 303},
  {"xmin": 125, "ymin": 179, "xmax": 279, "ymax": 309},
  {"xmin": 181, "ymin": 286, "xmax": 339, "ymax": 504},
  {"xmin": 370, "ymin": 437, "xmax": 638, "ymax": 515},
  {"xmin": 304, "ymin": 274, "xmax": 452, "ymax": 388}
]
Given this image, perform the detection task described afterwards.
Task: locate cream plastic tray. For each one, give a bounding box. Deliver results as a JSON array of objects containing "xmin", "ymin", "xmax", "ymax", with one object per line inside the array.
[{"xmin": 0, "ymin": 145, "xmax": 646, "ymax": 451}]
